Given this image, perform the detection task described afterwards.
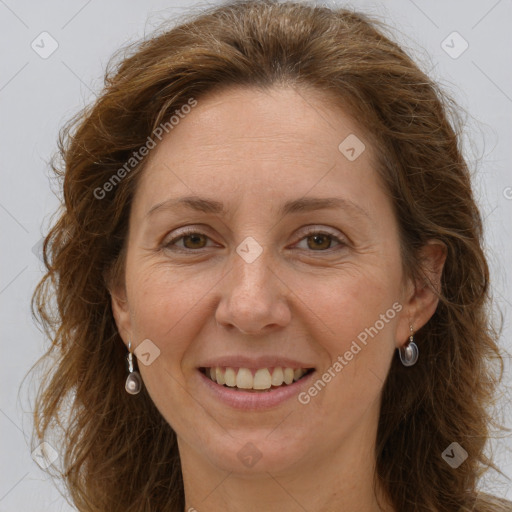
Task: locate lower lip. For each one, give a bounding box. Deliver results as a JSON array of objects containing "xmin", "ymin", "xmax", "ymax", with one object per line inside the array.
[{"xmin": 197, "ymin": 369, "xmax": 316, "ymax": 410}]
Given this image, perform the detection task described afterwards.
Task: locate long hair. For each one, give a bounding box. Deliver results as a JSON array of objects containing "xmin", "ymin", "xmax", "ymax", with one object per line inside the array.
[{"xmin": 28, "ymin": 1, "xmax": 510, "ymax": 510}]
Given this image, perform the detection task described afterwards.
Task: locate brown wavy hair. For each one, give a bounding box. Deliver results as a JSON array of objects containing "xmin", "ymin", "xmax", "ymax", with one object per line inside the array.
[{"xmin": 27, "ymin": 1, "xmax": 511, "ymax": 511}]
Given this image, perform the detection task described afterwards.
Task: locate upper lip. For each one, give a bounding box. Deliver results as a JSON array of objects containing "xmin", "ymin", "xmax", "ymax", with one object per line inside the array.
[{"xmin": 198, "ymin": 356, "xmax": 315, "ymax": 370}]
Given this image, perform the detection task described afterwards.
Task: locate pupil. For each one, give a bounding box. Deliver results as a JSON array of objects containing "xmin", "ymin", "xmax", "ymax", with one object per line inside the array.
[
  {"xmin": 185, "ymin": 234, "xmax": 204, "ymax": 248},
  {"xmin": 310, "ymin": 234, "xmax": 329, "ymax": 250}
]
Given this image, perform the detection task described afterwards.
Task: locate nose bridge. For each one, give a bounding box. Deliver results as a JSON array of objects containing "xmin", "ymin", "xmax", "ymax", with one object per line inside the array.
[
  {"xmin": 230, "ymin": 238, "xmax": 274, "ymax": 305},
  {"xmin": 215, "ymin": 235, "xmax": 291, "ymax": 333}
]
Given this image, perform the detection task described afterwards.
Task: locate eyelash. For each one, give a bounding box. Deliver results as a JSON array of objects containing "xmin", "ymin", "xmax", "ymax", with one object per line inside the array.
[{"xmin": 162, "ymin": 227, "xmax": 347, "ymax": 254}]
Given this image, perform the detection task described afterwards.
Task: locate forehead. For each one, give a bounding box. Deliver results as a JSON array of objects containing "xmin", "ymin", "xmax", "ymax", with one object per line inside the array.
[
  {"xmin": 155, "ymin": 85, "xmax": 366, "ymax": 158},
  {"xmin": 132, "ymin": 85, "xmax": 381, "ymax": 218}
]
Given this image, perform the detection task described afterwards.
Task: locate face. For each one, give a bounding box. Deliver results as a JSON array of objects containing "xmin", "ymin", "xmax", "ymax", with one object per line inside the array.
[{"xmin": 111, "ymin": 85, "xmax": 432, "ymax": 476}]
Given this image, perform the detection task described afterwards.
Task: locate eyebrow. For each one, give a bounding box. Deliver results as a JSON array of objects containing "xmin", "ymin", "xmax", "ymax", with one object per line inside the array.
[{"xmin": 146, "ymin": 195, "xmax": 370, "ymax": 220}]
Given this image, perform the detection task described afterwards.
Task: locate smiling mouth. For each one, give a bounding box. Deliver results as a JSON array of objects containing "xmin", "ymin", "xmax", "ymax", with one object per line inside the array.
[{"xmin": 200, "ymin": 366, "xmax": 315, "ymax": 392}]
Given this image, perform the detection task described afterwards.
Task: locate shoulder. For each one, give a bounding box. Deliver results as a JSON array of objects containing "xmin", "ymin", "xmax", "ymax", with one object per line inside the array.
[{"xmin": 473, "ymin": 493, "xmax": 512, "ymax": 512}]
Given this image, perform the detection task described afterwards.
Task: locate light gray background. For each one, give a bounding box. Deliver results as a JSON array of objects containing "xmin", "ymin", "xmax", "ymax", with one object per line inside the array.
[{"xmin": 1, "ymin": 0, "xmax": 511, "ymax": 510}]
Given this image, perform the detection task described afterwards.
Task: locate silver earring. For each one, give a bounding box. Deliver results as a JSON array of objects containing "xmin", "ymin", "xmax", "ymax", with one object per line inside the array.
[
  {"xmin": 125, "ymin": 341, "xmax": 142, "ymax": 395},
  {"xmin": 399, "ymin": 325, "xmax": 419, "ymax": 367}
]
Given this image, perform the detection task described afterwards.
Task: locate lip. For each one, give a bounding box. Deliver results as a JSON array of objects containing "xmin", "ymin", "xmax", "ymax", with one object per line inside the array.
[{"xmin": 197, "ymin": 368, "xmax": 316, "ymax": 410}]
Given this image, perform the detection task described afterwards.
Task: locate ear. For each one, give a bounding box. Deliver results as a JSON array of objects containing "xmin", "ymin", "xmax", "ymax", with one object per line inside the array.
[
  {"xmin": 397, "ymin": 239, "xmax": 447, "ymax": 345},
  {"xmin": 109, "ymin": 283, "xmax": 133, "ymax": 348}
]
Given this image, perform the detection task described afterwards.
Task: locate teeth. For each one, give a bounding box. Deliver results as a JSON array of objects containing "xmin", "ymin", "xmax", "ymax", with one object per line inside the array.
[
  {"xmin": 271, "ymin": 367, "xmax": 284, "ymax": 386},
  {"xmin": 253, "ymin": 368, "xmax": 272, "ymax": 390},
  {"xmin": 283, "ymin": 367, "xmax": 294, "ymax": 385},
  {"xmin": 224, "ymin": 367, "xmax": 236, "ymax": 387},
  {"xmin": 204, "ymin": 366, "xmax": 310, "ymax": 390},
  {"xmin": 215, "ymin": 367, "xmax": 225, "ymax": 385},
  {"xmin": 236, "ymin": 368, "xmax": 253, "ymax": 389}
]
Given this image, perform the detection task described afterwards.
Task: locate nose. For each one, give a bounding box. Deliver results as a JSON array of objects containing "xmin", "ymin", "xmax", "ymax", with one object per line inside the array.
[{"xmin": 214, "ymin": 249, "xmax": 291, "ymax": 335}]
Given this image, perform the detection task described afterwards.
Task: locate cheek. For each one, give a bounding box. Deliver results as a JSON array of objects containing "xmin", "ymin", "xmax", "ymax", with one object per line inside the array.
[
  {"xmin": 124, "ymin": 265, "xmax": 212, "ymax": 428},
  {"xmin": 126, "ymin": 263, "xmax": 209, "ymax": 363},
  {"xmin": 298, "ymin": 259, "xmax": 402, "ymax": 393},
  {"xmin": 297, "ymin": 273, "xmax": 400, "ymax": 426},
  {"xmin": 304, "ymin": 264, "xmax": 400, "ymax": 343}
]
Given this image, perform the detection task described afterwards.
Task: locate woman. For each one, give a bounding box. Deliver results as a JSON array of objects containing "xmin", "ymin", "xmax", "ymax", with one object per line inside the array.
[{"xmin": 29, "ymin": 1, "xmax": 511, "ymax": 510}]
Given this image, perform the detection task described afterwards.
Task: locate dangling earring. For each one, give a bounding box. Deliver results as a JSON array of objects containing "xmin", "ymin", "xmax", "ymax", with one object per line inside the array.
[
  {"xmin": 399, "ymin": 325, "xmax": 419, "ymax": 367},
  {"xmin": 125, "ymin": 340, "xmax": 142, "ymax": 395}
]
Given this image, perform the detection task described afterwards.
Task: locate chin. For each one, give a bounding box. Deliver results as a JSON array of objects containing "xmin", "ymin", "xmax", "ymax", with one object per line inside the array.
[{"xmin": 190, "ymin": 428, "xmax": 312, "ymax": 477}]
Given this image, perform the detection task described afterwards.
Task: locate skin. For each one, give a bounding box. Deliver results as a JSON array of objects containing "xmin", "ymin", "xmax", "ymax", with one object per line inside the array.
[{"xmin": 110, "ymin": 85, "xmax": 446, "ymax": 512}]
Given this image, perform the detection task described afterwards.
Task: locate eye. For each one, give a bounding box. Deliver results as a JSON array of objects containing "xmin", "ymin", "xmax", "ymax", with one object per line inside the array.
[
  {"xmin": 162, "ymin": 227, "xmax": 346, "ymax": 253},
  {"xmin": 294, "ymin": 229, "xmax": 346, "ymax": 252},
  {"xmin": 163, "ymin": 228, "xmax": 214, "ymax": 251}
]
